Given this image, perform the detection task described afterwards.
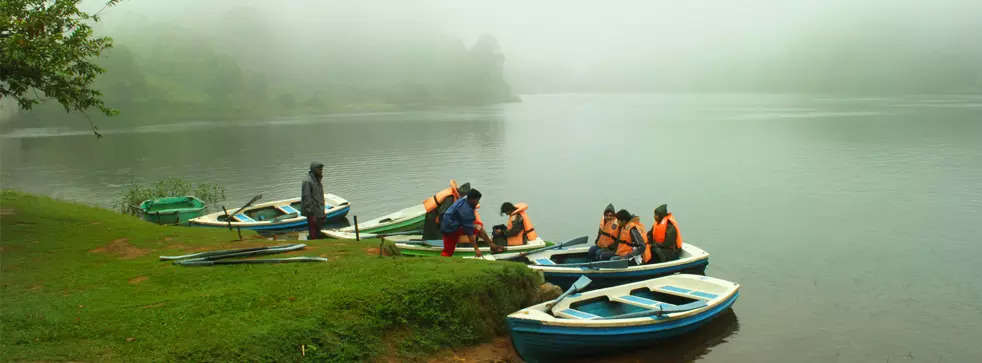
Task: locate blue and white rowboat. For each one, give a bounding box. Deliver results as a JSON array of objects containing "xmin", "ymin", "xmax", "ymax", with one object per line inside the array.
[
  {"xmin": 481, "ymin": 243, "xmax": 710, "ymax": 290},
  {"xmin": 507, "ymin": 274, "xmax": 740, "ymax": 362},
  {"xmin": 189, "ymin": 194, "xmax": 349, "ymax": 231}
]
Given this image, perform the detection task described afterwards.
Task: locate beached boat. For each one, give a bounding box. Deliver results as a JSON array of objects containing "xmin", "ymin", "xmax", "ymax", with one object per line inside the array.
[
  {"xmin": 321, "ymin": 204, "xmax": 426, "ymax": 238},
  {"xmin": 139, "ymin": 196, "xmax": 207, "ymax": 224},
  {"xmin": 189, "ymin": 194, "xmax": 349, "ymax": 230},
  {"xmin": 507, "ymin": 274, "xmax": 740, "ymax": 362},
  {"xmin": 481, "ymin": 243, "xmax": 710, "ymax": 290},
  {"xmin": 383, "ymin": 235, "xmax": 551, "ymax": 257}
]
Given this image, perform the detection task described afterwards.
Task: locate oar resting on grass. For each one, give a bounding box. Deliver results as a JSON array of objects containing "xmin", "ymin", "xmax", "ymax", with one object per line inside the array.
[
  {"xmin": 174, "ymin": 256, "xmax": 329, "ymax": 266},
  {"xmin": 159, "ymin": 243, "xmax": 307, "ymax": 261}
]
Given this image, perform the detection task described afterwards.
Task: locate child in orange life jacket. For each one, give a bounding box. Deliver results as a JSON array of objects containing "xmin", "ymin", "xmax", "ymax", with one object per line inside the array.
[
  {"xmin": 588, "ymin": 203, "xmax": 619, "ymax": 261},
  {"xmin": 491, "ymin": 202, "xmax": 537, "ymax": 252},
  {"xmin": 612, "ymin": 209, "xmax": 648, "ymax": 264}
]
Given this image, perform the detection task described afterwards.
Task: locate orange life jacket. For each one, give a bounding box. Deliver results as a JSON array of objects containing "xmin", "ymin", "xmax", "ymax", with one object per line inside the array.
[
  {"xmin": 615, "ymin": 217, "xmax": 647, "ymax": 257},
  {"xmin": 597, "ymin": 218, "xmax": 618, "ymax": 248},
  {"xmin": 422, "ymin": 179, "xmax": 460, "ymax": 213},
  {"xmin": 505, "ymin": 203, "xmax": 537, "ymax": 246},
  {"xmin": 651, "ymin": 213, "xmax": 683, "ymax": 250}
]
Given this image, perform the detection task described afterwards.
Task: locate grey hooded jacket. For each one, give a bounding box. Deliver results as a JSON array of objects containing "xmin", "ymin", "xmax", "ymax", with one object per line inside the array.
[{"xmin": 301, "ymin": 163, "xmax": 326, "ymax": 219}]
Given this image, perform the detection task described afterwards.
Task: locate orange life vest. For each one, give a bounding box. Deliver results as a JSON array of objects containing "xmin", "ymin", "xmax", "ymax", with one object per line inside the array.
[
  {"xmin": 422, "ymin": 179, "xmax": 460, "ymax": 213},
  {"xmin": 505, "ymin": 203, "xmax": 537, "ymax": 246},
  {"xmin": 597, "ymin": 218, "xmax": 618, "ymax": 249},
  {"xmin": 652, "ymin": 213, "xmax": 683, "ymax": 250},
  {"xmin": 615, "ymin": 217, "xmax": 647, "ymax": 257}
]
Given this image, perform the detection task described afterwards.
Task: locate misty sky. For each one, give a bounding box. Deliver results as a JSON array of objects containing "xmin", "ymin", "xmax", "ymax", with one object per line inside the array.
[{"xmin": 89, "ymin": 0, "xmax": 982, "ymax": 93}]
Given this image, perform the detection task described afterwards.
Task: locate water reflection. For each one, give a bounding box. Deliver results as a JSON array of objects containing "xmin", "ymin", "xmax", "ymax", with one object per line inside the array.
[{"xmin": 564, "ymin": 308, "xmax": 740, "ymax": 363}]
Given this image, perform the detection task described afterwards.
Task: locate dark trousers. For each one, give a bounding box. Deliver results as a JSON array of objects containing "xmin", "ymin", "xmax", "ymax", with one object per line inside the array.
[
  {"xmin": 307, "ymin": 216, "xmax": 323, "ymax": 240},
  {"xmin": 588, "ymin": 245, "xmax": 615, "ymax": 261}
]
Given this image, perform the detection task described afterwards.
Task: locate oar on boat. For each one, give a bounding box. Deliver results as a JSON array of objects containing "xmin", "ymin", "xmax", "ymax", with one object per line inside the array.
[
  {"xmin": 497, "ymin": 236, "xmax": 589, "ymax": 262},
  {"xmin": 598, "ymin": 300, "xmax": 709, "ymax": 320},
  {"xmin": 228, "ymin": 194, "xmax": 263, "ymax": 217},
  {"xmin": 546, "ymin": 275, "xmax": 592, "ymax": 315}
]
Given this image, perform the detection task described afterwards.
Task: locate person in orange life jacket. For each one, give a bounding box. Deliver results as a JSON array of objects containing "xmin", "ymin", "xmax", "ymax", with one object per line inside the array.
[
  {"xmin": 611, "ymin": 209, "xmax": 648, "ymax": 264},
  {"xmin": 439, "ymin": 189, "xmax": 487, "ymax": 257},
  {"xmin": 646, "ymin": 204, "xmax": 682, "ymax": 262},
  {"xmin": 491, "ymin": 202, "xmax": 538, "ymax": 250},
  {"xmin": 422, "ymin": 180, "xmax": 470, "ymax": 240},
  {"xmin": 588, "ymin": 203, "xmax": 619, "ymax": 261}
]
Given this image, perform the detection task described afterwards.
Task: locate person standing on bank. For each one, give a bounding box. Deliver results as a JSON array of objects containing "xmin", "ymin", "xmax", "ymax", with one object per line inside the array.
[
  {"xmin": 301, "ymin": 162, "xmax": 326, "ymax": 240},
  {"xmin": 647, "ymin": 204, "xmax": 682, "ymax": 262},
  {"xmin": 440, "ymin": 189, "xmax": 485, "ymax": 257}
]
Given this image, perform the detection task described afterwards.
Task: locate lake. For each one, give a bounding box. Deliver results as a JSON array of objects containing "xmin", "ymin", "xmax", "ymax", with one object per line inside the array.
[{"xmin": 3, "ymin": 93, "xmax": 981, "ymax": 362}]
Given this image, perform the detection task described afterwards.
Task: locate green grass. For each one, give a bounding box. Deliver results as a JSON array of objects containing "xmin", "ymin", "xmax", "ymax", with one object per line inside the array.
[{"xmin": 0, "ymin": 191, "xmax": 543, "ymax": 361}]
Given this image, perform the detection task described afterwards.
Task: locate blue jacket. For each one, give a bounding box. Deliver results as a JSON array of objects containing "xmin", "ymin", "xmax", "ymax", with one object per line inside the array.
[{"xmin": 440, "ymin": 196, "xmax": 476, "ymax": 234}]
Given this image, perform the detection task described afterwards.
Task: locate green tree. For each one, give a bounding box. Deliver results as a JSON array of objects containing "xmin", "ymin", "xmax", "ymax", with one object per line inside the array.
[{"xmin": 1, "ymin": 0, "xmax": 120, "ymax": 134}]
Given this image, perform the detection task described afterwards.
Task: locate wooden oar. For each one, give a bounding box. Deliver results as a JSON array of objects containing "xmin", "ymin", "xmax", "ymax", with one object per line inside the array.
[
  {"xmin": 598, "ymin": 300, "xmax": 709, "ymax": 320},
  {"xmin": 497, "ymin": 236, "xmax": 588, "ymax": 262},
  {"xmin": 547, "ymin": 275, "xmax": 592, "ymax": 315},
  {"xmin": 230, "ymin": 194, "xmax": 263, "ymax": 217}
]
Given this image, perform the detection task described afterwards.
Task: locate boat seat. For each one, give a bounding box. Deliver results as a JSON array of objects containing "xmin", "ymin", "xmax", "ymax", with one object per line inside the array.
[
  {"xmin": 659, "ymin": 285, "xmax": 719, "ymax": 300},
  {"xmin": 534, "ymin": 258, "xmax": 556, "ymax": 265},
  {"xmin": 611, "ymin": 295, "xmax": 675, "ymax": 310},
  {"xmin": 556, "ymin": 308, "xmax": 601, "ymax": 320},
  {"xmin": 235, "ymin": 214, "xmax": 256, "ymax": 222},
  {"xmin": 279, "ymin": 205, "xmax": 300, "ymax": 214}
]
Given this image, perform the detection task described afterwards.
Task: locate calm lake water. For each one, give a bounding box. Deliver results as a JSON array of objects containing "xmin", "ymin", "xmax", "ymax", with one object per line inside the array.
[{"xmin": 3, "ymin": 93, "xmax": 981, "ymax": 362}]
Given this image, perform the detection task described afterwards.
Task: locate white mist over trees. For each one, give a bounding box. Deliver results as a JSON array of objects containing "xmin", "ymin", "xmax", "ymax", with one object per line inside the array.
[{"xmin": 6, "ymin": 0, "xmax": 980, "ymax": 127}]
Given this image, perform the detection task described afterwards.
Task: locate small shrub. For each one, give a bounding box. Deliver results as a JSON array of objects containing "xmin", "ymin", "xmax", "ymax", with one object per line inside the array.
[{"xmin": 115, "ymin": 177, "xmax": 226, "ymax": 215}]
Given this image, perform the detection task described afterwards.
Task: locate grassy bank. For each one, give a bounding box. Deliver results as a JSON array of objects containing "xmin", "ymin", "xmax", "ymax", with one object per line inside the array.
[{"xmin": 0, "ymin": 191, "xmax": 542, "ymax": 361}]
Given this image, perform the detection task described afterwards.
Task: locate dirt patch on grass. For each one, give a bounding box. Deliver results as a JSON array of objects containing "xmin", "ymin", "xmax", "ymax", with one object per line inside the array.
[
  {"xmin": 425, "ymin": 336, "xmax": 521, "ymax": 363},
  {"xmin": 129, "ymin": 276, "xmax": 148, "ymax": 285},
  {"xmin": 0, "ymin": 208, "xmax": 15, "ymax": 216},
  {"xmin": 89, "ymin": 238, "xmax": 149, "ymax": 259}
]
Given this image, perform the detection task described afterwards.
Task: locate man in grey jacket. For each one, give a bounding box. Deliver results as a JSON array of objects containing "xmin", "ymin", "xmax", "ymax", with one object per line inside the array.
[{"xmin": 301, "ymin": 162, "xmax": 326, "ymax": 239}]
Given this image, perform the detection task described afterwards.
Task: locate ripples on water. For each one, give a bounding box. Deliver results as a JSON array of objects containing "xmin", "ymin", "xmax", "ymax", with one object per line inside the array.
[{"xmin": 2, "ymin": 93, "xmax": 981, "ymax": 362}]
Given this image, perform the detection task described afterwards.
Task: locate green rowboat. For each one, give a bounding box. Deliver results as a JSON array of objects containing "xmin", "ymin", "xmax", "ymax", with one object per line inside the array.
[
  {"xmin": 139, "ymin": 196, "xmax": 207, "ymax": 224},
  {"xmin": 384, "ymin": 235, "xmax": 553, "ymax": 257},
  {"xmin": 322, "ymin": 204, "xmax": 426, "ymax": 238}
]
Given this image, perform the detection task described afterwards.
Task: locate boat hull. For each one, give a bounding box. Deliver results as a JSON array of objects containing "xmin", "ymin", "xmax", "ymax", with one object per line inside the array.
[
  {"xmin": 508, "ymin": 292, "xmax": 738, "ymax": 362},
  {"xmin": 323, "ymin": 204, "xmax": 426, "ymax": 238},
  {"xmin": 489, "ymin": 243, "xmax": 710, "ymax": 290},
  {"xmin": 189, "ymin": 194, "xmax": 349, "ymax": 231},
  {"xmin": 387, "ymin": 235, "xmax": 552, "ymax": 257},
  {"xmin": 139, "ymin": 196, "xmax": 206, "ymax": 225},
  {"xmin": 540, "ymin": 258, "xmax": 709, "ymax": 290},
  {"xmin": 506, "ymin": 274, "xmax": 740, "ymax": 362}
]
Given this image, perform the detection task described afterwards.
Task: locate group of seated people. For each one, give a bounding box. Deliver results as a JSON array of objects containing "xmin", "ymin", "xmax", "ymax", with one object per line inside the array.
[
  {"xmin": 420, "ymin": 180, "xmax": 681, "ymax": 263},
  {"xmin": 587, "ymin": 203, "xmax": 683, "ymax": 264}
]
